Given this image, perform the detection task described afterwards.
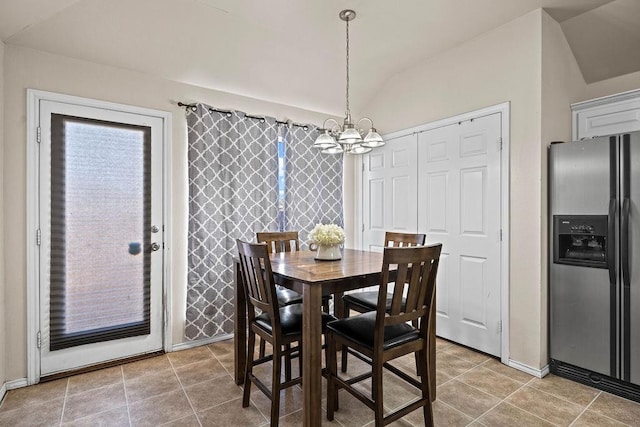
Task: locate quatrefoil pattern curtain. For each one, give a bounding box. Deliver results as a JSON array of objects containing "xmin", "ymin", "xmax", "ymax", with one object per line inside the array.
[
  {"xmin": 185, "ymin": 104, "xmax": 279, "ymax": 340},
  {"xmin": 283, "ymin": 126, "xmax": 344, "ymax": 248}
]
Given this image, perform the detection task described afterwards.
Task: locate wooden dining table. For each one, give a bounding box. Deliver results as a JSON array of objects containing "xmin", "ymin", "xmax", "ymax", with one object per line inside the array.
[{"xmin": 233, "ymin": 248, "xmax": 436, "ymax": 427}]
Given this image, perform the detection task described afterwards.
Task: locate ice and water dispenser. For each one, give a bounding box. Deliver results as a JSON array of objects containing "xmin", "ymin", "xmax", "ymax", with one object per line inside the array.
[{"xmin": 553, "ymin": 215, "xmax": 608, "ymax": 268}]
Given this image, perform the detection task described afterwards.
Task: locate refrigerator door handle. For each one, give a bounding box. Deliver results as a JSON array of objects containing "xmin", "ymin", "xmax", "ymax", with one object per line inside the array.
[
  {"xmin": 609, "ymin": 198, "xmax": 617, "ymax": 286},
  {"xmin": 622, "ymin": 197, "xmax": 630, "ymax": 287}
]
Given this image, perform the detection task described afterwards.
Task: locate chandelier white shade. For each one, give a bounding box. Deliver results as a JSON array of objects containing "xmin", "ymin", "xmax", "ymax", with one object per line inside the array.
[{"xmin": 313, "ymin": 10, "xmax": 385, "ymax": 155}]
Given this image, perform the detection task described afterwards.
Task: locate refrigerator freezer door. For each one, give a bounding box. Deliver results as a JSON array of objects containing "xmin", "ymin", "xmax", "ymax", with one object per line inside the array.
[
  {"xmin": 550, "ymin": 138, "xmax": 616, "ymax": 377},
  {"xmin": 624, "ymin": 131, "xmax": 640, "ymax": 386}
]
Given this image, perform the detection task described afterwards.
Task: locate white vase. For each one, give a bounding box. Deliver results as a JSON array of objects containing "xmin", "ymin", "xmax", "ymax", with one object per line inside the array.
[{"xmin": 314, "ymin": 243, "xmax": 342, "ymax": 260}]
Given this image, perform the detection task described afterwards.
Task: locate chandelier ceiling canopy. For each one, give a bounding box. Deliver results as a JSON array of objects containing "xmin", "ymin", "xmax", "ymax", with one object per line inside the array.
[{"xmin": 313, "ymin": 9, "xmax": 385, "ymax": 155}]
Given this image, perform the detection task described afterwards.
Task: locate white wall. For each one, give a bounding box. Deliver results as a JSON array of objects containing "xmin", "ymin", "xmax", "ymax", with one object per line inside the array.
[
  {"xmin": 3, "ymin": 45, "xmax": 333, "ymax": 381},
  {"xmin": 540, "ymin": 11, "xmax": 588, "ymax": 363},
  {"xmin": 0, "ymin": 39, "xmax": 6, "ymax": 390},
  {"xmin": 581, "ymin": 69, "xmax": 640, "ymax": 102},
  {"xmin": 361, "ymin": 10, "xmax": 545, "ymax": 369},
  {"xmin": 357, "ymin": 8, "xmax": 640, "ymax": 370}
]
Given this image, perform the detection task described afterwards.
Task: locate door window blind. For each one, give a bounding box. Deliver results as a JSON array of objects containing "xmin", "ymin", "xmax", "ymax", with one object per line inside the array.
[{"xmin": 49, "ymin": 114, "xmax": 152, "ymax": 350}]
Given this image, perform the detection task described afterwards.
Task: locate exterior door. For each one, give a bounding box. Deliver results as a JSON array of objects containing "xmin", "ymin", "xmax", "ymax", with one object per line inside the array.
[
  {"xmin": 417, "ymin": 113, "xmax": 502, "ymax": 357},
  {"xmin": 38, "ymin": 98, "xmax": 165, "ymax": 375},
  {"xmin": 362, "ymin": 133, "xmax": 418, "ymax": 253}
]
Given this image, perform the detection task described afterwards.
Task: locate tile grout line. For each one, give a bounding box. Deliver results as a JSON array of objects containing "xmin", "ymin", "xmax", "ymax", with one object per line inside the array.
[
  {"xmin": 496, "ymin": 377, "xmax": 601, "ymax": 426},
  {"xmin": 170, "ymin": 349, "xmax": 269, "ymax": 423},
  {"xmin": 437, "ymin": 399, "xmax": 478, "ymax": 424},
  {"xmin": 526, "ymin": 381, "xmax": 596, "ymax": 410},
  {"xmin": 166, "ymin": 354, "xmax": 204, "ymax": 427},
  {"xmin": 478, "ymin": 358, "xmax": 536, "ymax": 384},
  {"xmin": 54, "ymin": 375, "xmax": 130, "ymax": 426},
  {"xmin": 206, "ymin": 343, "xmax": 236, "ymax": 380},
  {"xmin": 57, "ymin": 377, "xmax": 70, "ymax": 426},
  {"xmin": 121, "ymin": 365, "xmax": 133, "ymax": 427},
  {"xmin": 567, "ymin": 390, "xmax": 633, "ymax": 427},
  {"xmin": 567, "ymin": 391, "xmax": 601, "ymax": 427},
  {"xmin": 467, "ymin": 376, "xmax": 562, "ymax": 425}
]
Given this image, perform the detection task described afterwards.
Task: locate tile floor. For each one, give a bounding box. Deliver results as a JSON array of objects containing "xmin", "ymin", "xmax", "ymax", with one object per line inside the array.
[{"xmin": 1, "ymin": 337, "xmax": 640, "ymax": 426}]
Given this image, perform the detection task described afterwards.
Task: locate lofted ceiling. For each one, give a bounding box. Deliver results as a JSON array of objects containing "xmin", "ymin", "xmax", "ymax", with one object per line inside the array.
[{"xmin": 1, "ymin": 0, "xmax": 638, "ymax": 115}]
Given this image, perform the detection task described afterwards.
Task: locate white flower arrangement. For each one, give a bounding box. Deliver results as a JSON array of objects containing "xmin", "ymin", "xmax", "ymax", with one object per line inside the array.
[{"xmin": 308, "ymin": 223, "xmax": 345, "ymax": 246}]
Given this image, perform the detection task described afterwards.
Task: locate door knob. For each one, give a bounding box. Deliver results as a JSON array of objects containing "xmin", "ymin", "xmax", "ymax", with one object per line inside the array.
[{"xmin": 151, "ymin": 242, "xmax": 161, "ymax": 252}]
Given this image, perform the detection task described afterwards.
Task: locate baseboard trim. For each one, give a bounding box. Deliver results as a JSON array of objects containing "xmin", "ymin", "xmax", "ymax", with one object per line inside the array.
[
  {"xmin": 508, "ymin": 359, "xmax": 549, "ymax": 378},
  {"xmin": 172, "ymin": 333, "xmax": 233, "ymax": 352},
  {"xmin": 6, "ymin": 378, "xmax": 28, "ymax": 390}
]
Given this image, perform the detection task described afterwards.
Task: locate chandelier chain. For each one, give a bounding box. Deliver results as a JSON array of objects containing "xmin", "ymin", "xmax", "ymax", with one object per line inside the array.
[{"xmin": 345, "ymin": 17, "xmax": 350, "ymax": 119}]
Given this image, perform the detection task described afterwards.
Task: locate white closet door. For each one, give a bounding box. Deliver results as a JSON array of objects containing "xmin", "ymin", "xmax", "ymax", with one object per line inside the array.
[
  {"xmin": 418, "ymin": 113, "xmax": 502, "ymax": 357},
  {"xmin": 362, "ymin": 133, "xmax": 418, "ymax": 252}
]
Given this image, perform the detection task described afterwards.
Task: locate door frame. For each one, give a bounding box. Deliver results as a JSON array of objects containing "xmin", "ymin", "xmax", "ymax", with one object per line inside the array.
[
  {"xmin": 355, "ymin": 102, "xmax": 510, "ymax": 364},
  {"xmin": 26, "ymin": 89, "xmax": 173, "ymax": 384}
]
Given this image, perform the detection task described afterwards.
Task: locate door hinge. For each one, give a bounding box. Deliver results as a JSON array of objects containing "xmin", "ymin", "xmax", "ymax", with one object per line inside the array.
[
  {"xmin": 497, "ymin": 137, "xmax": 503, "ymax": 151},
  {"xmin": 36, "ymin": 228, "xmax": 41, "ymax": 246},
  {"xmin": 497, "ymin": 320, "xmax": 502, "ymax": 333},
  {"xmin": 362, "ymin": 223, "xmax": 365, "ymax": 232},
  {"xmin": 362, "ymin": 162, "xmax": 365, "ymax": 172},
  {"xmin": 499, "ymin": 229, "xmax": 503, "ymax": 241},
  {"xmin": 36, "ymin": 127, "xmax": 41, "ymax": 143},
  {"xmin": 37, "ymin": 331, "xmax": 42, "ymax": 349}
]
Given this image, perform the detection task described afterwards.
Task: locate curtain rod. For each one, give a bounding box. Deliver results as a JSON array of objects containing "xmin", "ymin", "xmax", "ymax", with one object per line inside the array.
[{"xmin": 177, "ymin": 102, "xmax": 311, "ymax": 129}]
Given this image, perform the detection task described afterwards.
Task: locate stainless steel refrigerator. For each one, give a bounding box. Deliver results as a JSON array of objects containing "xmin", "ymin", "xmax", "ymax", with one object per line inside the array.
[{"xmin": 550, "ymin": 132, "xmax": 640, "ymax": 402}]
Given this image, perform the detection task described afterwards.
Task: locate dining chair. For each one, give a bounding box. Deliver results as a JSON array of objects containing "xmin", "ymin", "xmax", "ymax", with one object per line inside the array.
[
  {"xmin": 326, "ymin": 243, "xmax": 442, "ymax": 427},
  {"xmin": 256, "ymin": 231, "xmax": 331, "ymax": 309},
  {"xmin": 341, "ymin": 231, "xmax": 426, "ymax": 371},
  {"xmin": 236, "ymin": 239, "xmax": 336, "ymax": 426},
  {"xmin": 255, "ymin": 231, "xmax": 332, "ymax": 379}
]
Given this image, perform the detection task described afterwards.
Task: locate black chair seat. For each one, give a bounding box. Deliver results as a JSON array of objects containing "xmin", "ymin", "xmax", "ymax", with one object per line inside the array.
[
  {"xmin": 256, "ymin": 304, "xmax": 337, "ymax": 337},
  {"xmin": 343, "ymin": 291, "xmax": 393, "ymax": 311},
  {"xmin": 276, "ymin": 288, "xmax": 304, "ymax": 306},
  {"xmin": 326, "ymin": 311, "xmax": 419, "ymax": 351},
  {"xmin": 277, "ymin": 288, "xmax": 332, "ymax": 306}
]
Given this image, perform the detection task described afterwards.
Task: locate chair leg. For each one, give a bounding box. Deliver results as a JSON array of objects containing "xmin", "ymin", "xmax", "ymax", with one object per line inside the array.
[
  {"xmin": 271, "ymin": 343, "xmax": 282, "ymax": 427},
  {"xmin": 284, "ymin": 343, "xmax": 292, "ymax": 382},
  {"xmin": 340, "ymin": 303, "xmax": 350, "ymax": 373},
  {"xmin": 326, "ymin": 334, "xmax": 338, "ymax": 421},
  {"xmin": 242, "ymin": 331, "xmax": 255, "ymax": 408},
  {"xmin": 259, "ymin": 338, "xmax": 266, "ymax": 359},
  {"xmin": 418, "ymin": 349, "xmax": 434, "ymax": 426},
  {"xmin": 372, "ymin": 357, "xmax": 384, "ymax": 427},
  {"xmin": 412, "ymin": 319, "xmax": 420, "ymax": 375}
]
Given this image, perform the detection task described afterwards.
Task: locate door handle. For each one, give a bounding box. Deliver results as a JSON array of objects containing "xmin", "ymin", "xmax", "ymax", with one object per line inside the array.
[
  {"xmin": 622, "ymin": 197, "xmax": 630, "ymax": 287},
  {"xmin": 151, "ymin": 242, "xmax": 161, "ymax": 252},
  {"xmin": 608, "ymin": 199, "xmax": 616, "ymax": 286}
]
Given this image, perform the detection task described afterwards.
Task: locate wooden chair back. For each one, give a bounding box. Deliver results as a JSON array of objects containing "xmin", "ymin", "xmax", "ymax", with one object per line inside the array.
[
  {"xmin": 375, "ymin": 244, "xmax": 442, "ymax": 338},
  {"xmin": 256, "ymin": 231, "xmax": 300, "ymax": 253},
  {"xmin": 384, "ymin": 231, "xmax": 426, "ymax": 247},
  {"xmin": 236, "ymin": 239, "xmax": 280, "ymax": 326}
]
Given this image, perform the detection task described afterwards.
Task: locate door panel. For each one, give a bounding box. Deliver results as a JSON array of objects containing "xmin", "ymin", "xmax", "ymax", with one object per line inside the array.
[
  {"xmin": 418, "ymin": 113, "xmax": 502, "ymax": 357},
  {"xmin": 549, "ymin": 138, "xmax": 613, "ymax": 377},
  {"xmin": 626, "ymin": 131, "xmax": 640, "ymax": 385},
  {"xmin": 39, "ymin": 100, "xmax": 164, "ymax": 375},
  {"xmin": 362, "ymin": 134, "xmax": 418, "ymax": 253}
]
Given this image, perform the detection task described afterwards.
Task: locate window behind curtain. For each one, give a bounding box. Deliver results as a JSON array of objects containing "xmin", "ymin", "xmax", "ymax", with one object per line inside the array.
[{"xmin": 277, "ymin": 135, "xmax": 286, "ymax": 231}]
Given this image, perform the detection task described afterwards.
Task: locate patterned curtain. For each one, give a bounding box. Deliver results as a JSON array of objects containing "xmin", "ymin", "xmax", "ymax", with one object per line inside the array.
[
  {"xmin": 185, "ymin": 104, "xmax": 279, "ymax": 340},
  {"xmin": 283, "ymin": 125, "xmax": 344, "ymax": 249}
]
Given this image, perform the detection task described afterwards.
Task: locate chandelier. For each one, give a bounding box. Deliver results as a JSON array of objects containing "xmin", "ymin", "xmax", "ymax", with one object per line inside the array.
[{"xmin": 313, "ymin": 10, "xmax": 384, "ymax": 155}]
